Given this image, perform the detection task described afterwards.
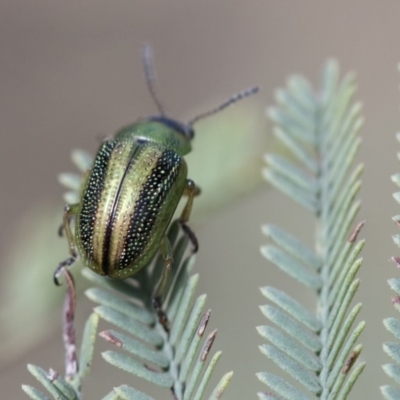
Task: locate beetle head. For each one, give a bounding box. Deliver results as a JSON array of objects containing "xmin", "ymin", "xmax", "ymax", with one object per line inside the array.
[{"xmin": 148, "ymin": 115, "xmax": 195, "ymax": 141}]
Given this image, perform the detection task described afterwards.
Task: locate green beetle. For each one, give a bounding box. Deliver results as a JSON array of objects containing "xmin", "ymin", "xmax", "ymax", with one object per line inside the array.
[{"xmin": 54, "ymin": 46, "xmax": 258, "ymax": 324}]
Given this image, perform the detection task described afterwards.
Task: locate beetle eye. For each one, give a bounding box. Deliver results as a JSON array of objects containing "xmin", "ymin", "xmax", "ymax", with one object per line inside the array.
[
  {"xmin": 185, "ymin": 126, "xmax": 195, "ymax": 140},
  {"xmin": 149, "ymin": 116, "xmax": 194, "ymax": 141}
]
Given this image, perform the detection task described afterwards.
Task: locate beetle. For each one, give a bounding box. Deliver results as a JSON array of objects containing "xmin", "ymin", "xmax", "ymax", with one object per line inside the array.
[{"xmin": 54, "ymin": 45, "xmax": 258, "ymax": 326}]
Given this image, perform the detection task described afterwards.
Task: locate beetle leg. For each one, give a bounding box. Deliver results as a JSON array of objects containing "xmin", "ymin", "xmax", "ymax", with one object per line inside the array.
[
  {"xmin": 62, "ymin": 204, "xmax": 79, "ymax": 254},
  {"xmin": 179, "ymin": 179, "xmax": 201, "ymax": 253},
  {"xmin": 58, "ymin": 215, "xmax": 74, "ymax": 237},
  {"xmin": 58, "ymin": 224, "xmax": 64, "ymax": 237},
  {"xmin": 54, "ymin": 204, "xmax": 79, "ymax": 286},
  {"xmin": 53, "ymin": 255, "xmax": 78, "ymax": 286},
  {"xmin": 152, "ymin": 235, "xmax": 173, "ymax": 330}
]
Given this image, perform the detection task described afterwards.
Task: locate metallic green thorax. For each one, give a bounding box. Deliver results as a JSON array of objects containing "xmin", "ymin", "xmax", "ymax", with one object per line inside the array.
[
  {"xmin": 75, "ymin": 120, "xmax": 189, "ymax": 278},
  {"xmin": 116, "ymin": 120, "xmax": 192, "ymax": 155}
]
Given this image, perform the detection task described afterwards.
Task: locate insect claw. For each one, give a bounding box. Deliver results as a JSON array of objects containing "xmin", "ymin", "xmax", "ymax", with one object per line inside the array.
[
  {"xmin": 53, "ymin": 255, "xmax": 77, "ymax": 286},
  {"xmin": 53, "ymin": 272, "xmax": 62, "ymax": 286},
  {"xmin": 152, "ymin": 295, "xmax": 170, "ymax": 332},
  {"xmin": 179, "ymin": 221, "xmax": 199, "ymax": 253},
  {"xmin": 58, "ymin": 224, "xmax": 64, "ymax": 237}
]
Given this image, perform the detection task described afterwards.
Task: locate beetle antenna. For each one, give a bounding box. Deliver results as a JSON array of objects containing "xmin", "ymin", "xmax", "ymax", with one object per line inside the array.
[
  {"xmin": 142, "ymin": 44, "xmax": 165, "ymax": 115},
  {"xmin": 187, "ymin": 86, "xmax": 259, "ymax": 127}
]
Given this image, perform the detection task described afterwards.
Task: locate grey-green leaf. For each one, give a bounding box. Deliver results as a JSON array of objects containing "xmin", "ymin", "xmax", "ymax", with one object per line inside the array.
[
  {"xmin": 260, "ymin": 305, "xmax": 321, "ymax": 352},
  {"xmin": 175, "ymin": 294, "xmax": 208, "ymax": 367},
  {"xmin": 260, "ymin": 345, "xmax": 321, "ymax": 393},
  {"xmin": 260, "ymin": 286, "xmax": 321, "ymax": 332},
  {"xmin": 263, "ymin": 168, "xmax": 317, "ymax": 212},
  {"xmin": 170, "ymin": 274, "xmax": 200, "ymax": 345},
  {"xmin": 94, "ymin": 306, "xmax": 162, "ymax": 346},
  {"xmin": 384, "ymin": 318, "xmax": 400, "ymax": 341},
  {"xmin": 261, "ymin": 225, "xmax": 321, "ymax": 270},
  {"xmin": 27, "ymin": 365, "xmax": 69, "ymax": 400},
  {"xmin": 207, "ymin": 371, "xmax": 234, "ymax": 400},
  {"xmin": 79, "ymin": 312, "xmax": 99, "ymax": 379},
  {"xmin": 114, "ymin": 385, "xmax": 155, "ymax": 400},
  {"xmin": 99, "ymin": 329, "xmax": 169, "ymax": 368},
  {"xmin": 256, "ymin": 372, "xmax": 310, "ymax": 400},
  {"xmin": 257, "ymin": 326, "xmax": 321, "ymax": 371},
  {"xmin": 273, "ymin": 126, "xmax": 318, "ymax": 173},
  {"xmin": 22, "ymin": 385, "xmax": 51, "ymax": 400},
  {"xmin": 259, "ymin": 60, "xmax": 364, "ymax": 399},
  {"xmin": 261, "ymin": 246, "xmax": 321, "ymax": 290},
  {"xmin": 381, "ymin": 385, "xmax": 400, "ymax": 400},
  {"xmin": 192, "ymin": 352, "xmax": 223, "ymax": 400},
  {"xmin": 383, "ymin": 364, "xmax": 400, "ymax": 386},
  {"xmin": 388, "ymin": 279, "xmax": 400, "ymax": 296},
  {"xmin": 86, "ymin": 287, "xmax": 153, "ymax": 325},
  {"xmin": 102, "ymin": 351, "xmax": 174, "ymax": 387},
  {"xmin": 264, "ymin": 154, "xmax": 318, "ymax": 193},
  {"xmin": 384, "ymin": 342, "xmax": 400, "ymax": 365}
]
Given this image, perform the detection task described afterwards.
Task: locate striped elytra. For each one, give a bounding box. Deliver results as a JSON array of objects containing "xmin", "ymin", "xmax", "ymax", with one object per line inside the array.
[
  {"xmin": 53, "ymin": 45, "xmax": 259, "ymax": 332},
  {"xmin": 75, "ymin": 121, "xmax": 188, "ymax": 279},
  {"xmin": 53, "ymin": 48, "xmax": 258, "ymax": 292}
]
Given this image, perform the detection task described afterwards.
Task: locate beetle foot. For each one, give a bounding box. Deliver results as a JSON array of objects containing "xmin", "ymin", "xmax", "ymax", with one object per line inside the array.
[
  {"xmin": 58, "ymin": 224, "xmax": 64, "ymax": 237},
  {"xmin": 152, "ymin": 296, "xmax": 170, "ymax": 332},
  {"xmin": 179, "ymin": 220, "xmax": 198, "ymax": 253},
  {"xmin": 53, "ymin": 253, "xmax": 77, "ymax": 286}
]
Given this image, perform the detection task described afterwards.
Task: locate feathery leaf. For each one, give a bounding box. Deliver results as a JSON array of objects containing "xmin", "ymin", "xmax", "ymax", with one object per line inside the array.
[
  {"xmin": 258, "ymin": 60, "xmax": 365, "ymax": 398},
  {"xmin": 382, "ymin": 105, "xmax": 400, "ymax": 394}
]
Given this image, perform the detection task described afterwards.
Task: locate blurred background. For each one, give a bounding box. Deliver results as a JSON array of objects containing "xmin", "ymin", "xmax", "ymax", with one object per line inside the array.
[{"xmin": 0, "ymin": 1, "xmax": 399, "ymax": 398}]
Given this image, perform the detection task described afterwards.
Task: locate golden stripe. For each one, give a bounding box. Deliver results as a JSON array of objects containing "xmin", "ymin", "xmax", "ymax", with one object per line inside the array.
[
  {"xmin": 108, "ymin": 144, "xmax": 163, "ymax": 274},
  {"xmin": 92, "ymin": 140, "xmax": 133, "ymax": 270}
]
